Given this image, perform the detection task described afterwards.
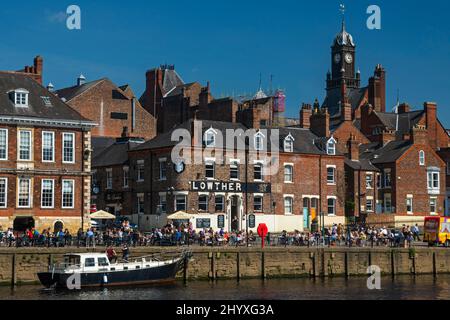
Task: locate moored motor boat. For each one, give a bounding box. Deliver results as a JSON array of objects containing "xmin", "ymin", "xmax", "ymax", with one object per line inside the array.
[{"xmin": 38, "ymin": 250, "xmax": 191, "ymax": 289}]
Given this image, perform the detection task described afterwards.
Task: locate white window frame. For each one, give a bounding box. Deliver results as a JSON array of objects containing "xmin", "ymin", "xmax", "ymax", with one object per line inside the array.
[
  {"xmin": 366, "ymin": 198, "xmax": 374, "ymax": 213},
  {"xmin": 204, "ymin": 128, "xmax": 217, "ymax": 148},
  {"xmin": 284, "ymin": 195, "xmax": 294, "ymax": 215},
  {"xmin": 62, "ymin": 180, "xmax": 75, "ymax": 209},
  {"xmin": 254, "ymin": 195, "xmax": 264, "ymax": 212},
  {"xmin": 366, "ymin": 173, "xmax": 373, "ymax": 189},
  {"xmin": 17, "ymin": 178, "xmax": 32, "ymax": 208},
  {"xmin": 198, "ymin": 194, "xmax": 209, "ymax": 211},
  {"xmin": 42, "ymin": 131, "xmax": 55, "ymax": 163},
  {"xmin": 406, "ymin": 196, "xmax": 413, "ymax": 215},
  {"xmin": 284, "ymin": 164, "xmax": 294, "ymax": 183},
  {"xmin": 327, "ymin": 196, "xmax": 337, "ymax": 216},
  {"xmin": 175, "ymin": 194, "xmax": 187, "ymax": 212},
  {"xmin": 41, "ymin": 179, "xmax": 55, "ymax": 209},
  {"xmin": 215, "ymin": 195, "xmax": 225, "ymax": 212},
  {"xmin": 284, "ymin": 134, "xmax": 295, "ymax": 153},
  {"xmin": 254, "ymin": 163, "xmax": 264, "ymax": 182},
  {"xmin": 123, "ymin": 166, "xmax": 129, "ymax": 188},
  {"xmin": 427, "ymin": 170, "xmax": 440, "ymax": 193},
  {"xmin": 62, "ymin": 132, "xmax": 75, "ymax": 164},
  {"xmin": 430, "ymin": 197, "xmax": 438, "ymax": 215},
  {"xmin": 205, "ymin": 161, "xmax": 215, "ymax": 180},
  {"xmin": 0, "ymin": 129, "xmax": 8, "ymax": 161},
  {"xmin": 137, "ymin": 161, "xmax": 145, "ymax": 182},
  {"xmin": 14, "ymin": 89, "xmax": 29, "ymax": 107},
  {"xmin": 106, "ymin": 169, "xmax": 113, "ymax": 190},
  {"xmin": 327, "ymin": 138, "xmax": 336, "ymax": 155},
  {"xmin": 159, "ymin": 194, "xmax": 167, "ymax": 214},
  {"xmin": 159, "ymin": 159, "xmax": 167, "ymax": 181},
  {"xmin": 0, "ymin": 178, "xmax": 7, "ymax": 208},
  {"xmin": 230, "ymin": 161, "xmax": 240, "ymax": 181},
  {"xmin": 326, "ymin": 166, "xmax": 336, "ymax": 185},
  {"xmin": 18, "ymin": 130, "xmax": 32, "ymax": 161},
  {"xmin": 419, "ymin": 150, "xmax": 425, "ymax": 166},
  {"xmin": 254, "ymin": 132, "xmax": 265, "ymax": 151}
]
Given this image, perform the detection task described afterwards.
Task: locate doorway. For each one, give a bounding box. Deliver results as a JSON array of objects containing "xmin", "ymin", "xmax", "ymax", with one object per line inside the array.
[
  {"xmin": 54, "ymin": 221, "xmax": 64, "ymax": 233},
  {"xmin": 13, "ymin": 217, "xmax": 35, "ymax": 233},
  {"xmin": 230, "ymin": 196, "xmax": 239, "ymax": 232}
]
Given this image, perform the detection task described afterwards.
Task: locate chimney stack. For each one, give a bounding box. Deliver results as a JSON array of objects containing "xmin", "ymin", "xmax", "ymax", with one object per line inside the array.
[
  {"xmin": 398, "ymin": 103, "xmax": 410, "ymax": 114},
  {"xmin": 411, "ymin": 125, "xmax": 428, "ymax": 146},
  {"xmin": 424, "ymin": 102, "xmax": 437, "ymax": 149},
  {"xmin": 380, "ymin": 129, "xmax": 396, "ymax": 146},
  {"xmin": 310, "ymin": 103, "xmax": 330, "ymax": 138},
  {"xmin": 348, "ymin": 134, "xmax": 360, "ymax": 161},
  {"xmin": 300, "ymin": 103, "xmax": 312, "ymax": 129}
]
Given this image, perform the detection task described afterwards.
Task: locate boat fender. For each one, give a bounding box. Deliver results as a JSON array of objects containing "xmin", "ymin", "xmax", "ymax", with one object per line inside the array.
[{"xmin": 103, "ymin": 274, "xmax": 108, "ymax": 284}]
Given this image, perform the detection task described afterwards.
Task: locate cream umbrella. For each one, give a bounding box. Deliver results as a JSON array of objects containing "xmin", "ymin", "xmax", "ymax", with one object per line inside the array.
[
  {"xmin": 90, "ymin": 210, "xmax": 116, "ymax": 220},
  {"xmin": 166, "ymin": 211, "xmax": 194, "ymax": 220}
]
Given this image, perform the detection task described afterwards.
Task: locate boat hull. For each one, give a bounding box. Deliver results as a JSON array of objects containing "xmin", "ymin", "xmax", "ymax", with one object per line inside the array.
[{"xmin": 38, "ymin": 261, "xmax": 181, "ymax": 289}]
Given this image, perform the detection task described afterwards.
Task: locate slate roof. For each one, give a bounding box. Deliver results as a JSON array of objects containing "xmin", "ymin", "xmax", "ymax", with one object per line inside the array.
[
  {"xmin": 345, "ymin": 158, "xmax": 379, "ymax": 172},
  {"xmin": 0, "ymin": 72, "xmax": 91, "ymax": 123},
  {"xmin": 374, "ymin": 110, "xmax": 424, "ymax": 135},
  {"xmin": 359, "ymin": 140, "xmax": 412, "ymax": 164},
  {"xmin": 93, "ymin": 139, "xmax": 144, "ymax": 167},
  {"xmin": 92, "ymin": 137, "xmax": 116, "ymax": 159},
  {"xmin": 160, "ymin": 67, "xmax": 185, "ymax": 95},
  {"xmin": 164, "ymin": 82, "xmax": 199, "ymax": 98},
  {"xmin": 55, "ymin": 78, "xmax": 105, "ymax": 102},
  {"xmin": 323, "ymin": 86, "xmax": 367, "ymax": 118},
  {"xmin": 133, "ymin": 119, "xmax": 333, "ymax": 156}
]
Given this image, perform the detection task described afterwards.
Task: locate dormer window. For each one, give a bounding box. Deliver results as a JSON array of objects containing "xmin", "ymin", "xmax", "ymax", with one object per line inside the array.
[
  {"xmin": 204, "ymin": 128, "xmax": 217, "ymax": 148},
  {"xmin": 254, "ymin": 132, "xmax": 265, "ymax": 151},
  {"xmin": 14, "ymin": 89, "xmax": 29, "ymax": 107},
  {"xmin": 284, "ymin": 134, "xmax": 295, "ymax": 153},
  {"xmin": 327, "ymin": 138, "xmax": 337, "ymax": 155}
]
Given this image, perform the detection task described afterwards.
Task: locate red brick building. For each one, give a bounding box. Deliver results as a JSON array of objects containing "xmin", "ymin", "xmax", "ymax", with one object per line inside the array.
[
  {"xmin": 139, "ymin": 65, "xmax": 285, "ymax": 134},
  {"xmin": 0, "ymin": 71, "xmax": 95, "ymax": 233},
  {"xmin": 56, "ymin": 77, "xmax": 156, "ymax": 140},
  {"xmin": 97, "ymin": 119, "xmax": 346, "ymax": 232}
]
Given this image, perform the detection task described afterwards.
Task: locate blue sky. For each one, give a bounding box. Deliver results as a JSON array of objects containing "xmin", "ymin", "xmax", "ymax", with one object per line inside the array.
[{"xmin": 0, "ymin": 0, "xmax": 449, "ymax": 126}]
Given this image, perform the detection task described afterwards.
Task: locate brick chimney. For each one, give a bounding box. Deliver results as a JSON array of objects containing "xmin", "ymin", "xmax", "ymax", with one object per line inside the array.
[
  {"xmin": 143, "ymin": 67, "xmax": 164, "ymax": 117},
  {"xmin": 348, "ymin": 134, "xmax": 360, "ymax": 161},
  {"xmin": 33, "ymin": 56, "xmax": 43, "ymax": 84},
  {"xmin": 411, "ymin": 125, "xmax": 428, "ymax": 146},
  {"xmin": 380, "ymin": 129, "xmax": 396, "ymax": 146},
  {"xmin": 199, "ymin": 81, "xmax": 212, "ymax": 109},
  {"xmin": 310, "ymin": 105, "xmax": 330, "ymax": 138},
  {"xmin": 340, "ymin": 79, "xmax": 352, "ymax": 122},
  {"xmin": 398, "ymin": 103, "xmax": 410, "ymax": 114},
  {"xmin": 300, "ymin": 103, "xmax": 312, "ymax": 129},
  {"xmin": 424, "ymin": 102, "xmax": 437, "ymax": 150},
  {"xmin": 22, "ymin": 56, "xmax": 44, "ymax": 85},
  {"xmin": 368, "ymin": 64, "xmax": 386, "ymax": 113},
  {"xmin": 361, "ymin": 103, "xmax": 374, "ymax": 137}
]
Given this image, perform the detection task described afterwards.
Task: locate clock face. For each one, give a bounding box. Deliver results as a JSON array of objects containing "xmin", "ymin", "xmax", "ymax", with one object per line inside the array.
[
  {"xmin": 174, "ymin": 161, "xmax": 185, "ymax": 174},
  {"xmin": 334, "ymin": 53, "xmax": 341, "ymax": 64},
  {"xmin": 345, "ymin": 53, "xmax": 353, "ymax": 64}
]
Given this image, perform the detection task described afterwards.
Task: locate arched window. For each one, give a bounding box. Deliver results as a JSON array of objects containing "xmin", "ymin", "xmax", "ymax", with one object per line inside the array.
[
  {"xmin": 327, "ymin": 138, "xmax": 336, "ymax": 155},
  {"xmin": 284, "ymin": 134, "xmax": 295, "ymax": 153},
  {"xmin": 419, "ymin": 150, "xmax": 425, "ymax": 166},
  {"xmin": 254, "ymin": 132, "xmax": 265, "ymax": 151},
  {"xmin": 204, "ymin": 128, "xmax": 217, "ymax": 147}
]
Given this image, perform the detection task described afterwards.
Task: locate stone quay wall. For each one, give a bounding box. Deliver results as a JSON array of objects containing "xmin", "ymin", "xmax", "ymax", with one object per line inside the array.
[{"xmin": 1, "ymin": 247, "xmax": 450, "ymax": 285}]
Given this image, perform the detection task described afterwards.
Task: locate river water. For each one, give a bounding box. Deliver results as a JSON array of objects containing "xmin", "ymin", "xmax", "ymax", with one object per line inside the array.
[{"xmin": 0, "ymin": 275, "xmax": 449, "ymax": 300}]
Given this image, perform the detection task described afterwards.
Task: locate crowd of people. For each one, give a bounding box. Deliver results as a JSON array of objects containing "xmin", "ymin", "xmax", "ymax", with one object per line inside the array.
[{"xmin": 0, "ymin": 222, "xmax": 423, "ymax": 248}]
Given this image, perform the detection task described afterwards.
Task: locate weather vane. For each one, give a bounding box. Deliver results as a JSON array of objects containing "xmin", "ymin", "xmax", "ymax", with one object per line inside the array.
[{"xmin": 340, "ymin": 4, "xmax": 346, "ymax": 27}]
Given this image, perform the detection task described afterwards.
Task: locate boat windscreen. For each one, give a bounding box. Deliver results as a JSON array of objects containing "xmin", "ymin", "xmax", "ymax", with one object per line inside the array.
[{"xmin": 64, "ymin": 255, "xmax": 81, "ymax": 266}]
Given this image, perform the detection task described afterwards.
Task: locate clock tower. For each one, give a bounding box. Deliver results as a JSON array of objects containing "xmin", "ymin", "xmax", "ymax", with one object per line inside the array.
[{"xmin": 326, "ymin": 13, "xmax": 360, "ymax": 91}]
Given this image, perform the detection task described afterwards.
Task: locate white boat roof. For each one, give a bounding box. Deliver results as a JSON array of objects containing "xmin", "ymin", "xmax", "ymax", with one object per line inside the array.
[{"xmin": 65, "ymin": 253, "xmax": 108, "ymax": 258}]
